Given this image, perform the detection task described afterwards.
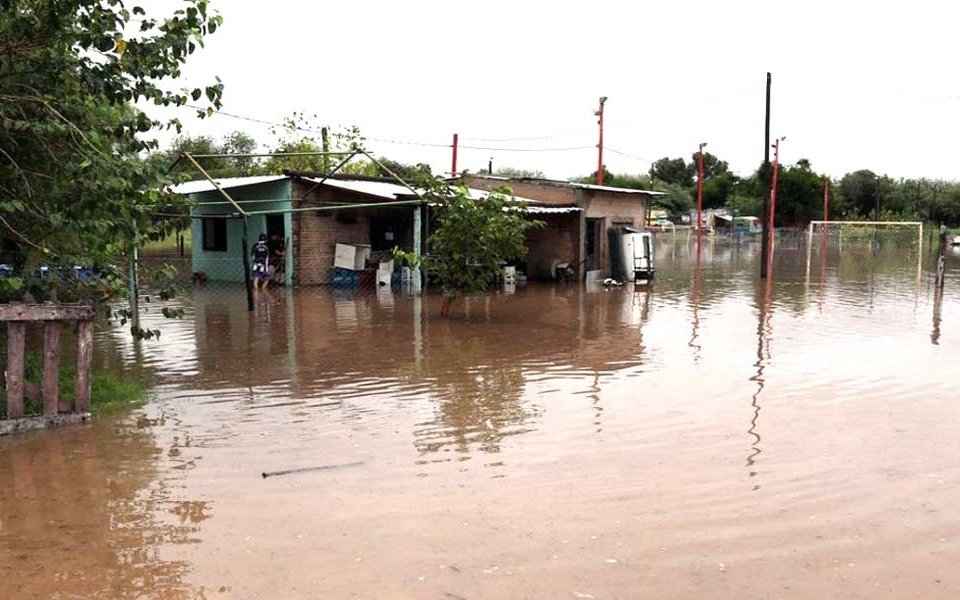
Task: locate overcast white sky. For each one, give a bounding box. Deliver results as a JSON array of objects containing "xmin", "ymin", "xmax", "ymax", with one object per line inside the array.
[{"xmin": 156, "ymin": 0, "xmax": 960, "ymax": 181}]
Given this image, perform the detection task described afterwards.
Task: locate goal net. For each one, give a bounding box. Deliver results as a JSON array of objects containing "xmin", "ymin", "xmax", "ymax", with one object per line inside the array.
[{"xmin": 805, "ymin": 220, "xmax": 924, "ymax": 275}]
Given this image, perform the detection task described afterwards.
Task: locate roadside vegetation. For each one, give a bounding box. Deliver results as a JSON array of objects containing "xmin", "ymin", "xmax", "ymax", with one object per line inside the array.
[
  {"xmin": 0, "ymin": 352, "xmax": 146, "ymax": 417},
  {"xmin": 573, "ymin": 156, "xmax": 960, "ymax": 227}
]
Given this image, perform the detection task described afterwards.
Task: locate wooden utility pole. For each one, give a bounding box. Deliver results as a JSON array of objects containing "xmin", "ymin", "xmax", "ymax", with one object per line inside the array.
[
  {"xmin": 760, "ymin": 72, "xmax": 772, "ymax": 279},
  {"xmin": 321, "ymin": 127, "xmax": 330, "ymax": 174},
  {"xmin": 451, "ymin": 133, "xmax": 459, "ymax": 179},
  {"xmin": 595, "ymin": 96, "xmax": 607, "ymax": 185}
]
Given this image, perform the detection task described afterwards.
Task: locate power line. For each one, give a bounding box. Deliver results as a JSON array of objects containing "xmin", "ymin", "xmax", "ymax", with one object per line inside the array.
[
  {"xmin": 461, "ymin": 135, "xmax": 554, "ymax": 142},
  {"xmin": 605, "ymin": 147, "xmax": 654, "ymax": 163},
  {"xmin": 180, "ymin": 105, "xmax": 592, "ymax": 153}
]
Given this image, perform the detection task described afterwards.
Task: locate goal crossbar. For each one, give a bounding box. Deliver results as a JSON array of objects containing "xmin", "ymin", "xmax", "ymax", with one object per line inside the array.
[
  {"xmin": 805, "ymin": 221, "xmax": 923, "ymax": 280},
  {"xmin": 807, "ymin": 220, "xmax": 922, "ymax": 227}
]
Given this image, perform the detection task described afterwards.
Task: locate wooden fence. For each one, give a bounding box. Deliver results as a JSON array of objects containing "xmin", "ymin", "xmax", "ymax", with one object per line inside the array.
[{"xmin": 2, "ymin": 304, "xmax": 95, "ymax": 425}]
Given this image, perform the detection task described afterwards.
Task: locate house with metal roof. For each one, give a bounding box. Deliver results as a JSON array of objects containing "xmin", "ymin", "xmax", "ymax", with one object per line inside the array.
[
  {"xmin": 459, "ymin": 174, "xmax": 663, "ymax": 279},
  {"xmin": 171, "ymin": 174, "xmax": 584, "ymax": 286}
]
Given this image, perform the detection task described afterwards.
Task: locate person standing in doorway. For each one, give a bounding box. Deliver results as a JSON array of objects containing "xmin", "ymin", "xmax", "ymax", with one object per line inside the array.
[{"xmin": 251, "ymin": 233, "xmax": 270, "ymax": 292}]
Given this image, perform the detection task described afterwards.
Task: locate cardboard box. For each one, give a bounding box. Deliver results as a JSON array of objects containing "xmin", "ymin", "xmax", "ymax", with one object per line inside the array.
[{"xmin": 334, "ymin": 243, "xmax": 356, "ymax": 270}]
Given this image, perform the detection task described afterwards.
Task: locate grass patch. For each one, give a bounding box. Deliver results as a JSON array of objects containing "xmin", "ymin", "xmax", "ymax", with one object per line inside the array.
[
  {"xmin": 142, "ymin": 229, "xmax": 191, "ymax": 255},
  {"xmin": 1, "ymin": 353, "xmax": 147, "ymax": 417}
]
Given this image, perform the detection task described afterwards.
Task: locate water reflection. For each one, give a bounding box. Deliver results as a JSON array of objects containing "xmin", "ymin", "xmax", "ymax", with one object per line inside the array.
[
  {"xmin": 0, "ymin": 416, "xmax": 207, "ymax": 598},
  {"xmin": 747, "ymin": 273, "xmax": 775, "ymax": 489},
  {"xmin": 688, "ymin": 247, "xmax": 703, "ymax": 362},
  {"xmin": 932, "ymin": 285, "xmax": 944, "ymax": 345}
]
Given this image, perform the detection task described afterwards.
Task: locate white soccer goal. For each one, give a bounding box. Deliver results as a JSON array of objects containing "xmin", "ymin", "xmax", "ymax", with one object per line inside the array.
[{"xmin": 805, "ymin": 220, "xmax": 924, "ymax": 279}]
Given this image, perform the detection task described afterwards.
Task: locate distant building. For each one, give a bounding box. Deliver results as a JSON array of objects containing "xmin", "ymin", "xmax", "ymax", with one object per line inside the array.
[
  {"xmin": 460, "ymin": 174, "xmax": 663, "ymax": 279},
  {"xmin": 172, "ymin": 174, "xmax": 585, "ymax": 285}
]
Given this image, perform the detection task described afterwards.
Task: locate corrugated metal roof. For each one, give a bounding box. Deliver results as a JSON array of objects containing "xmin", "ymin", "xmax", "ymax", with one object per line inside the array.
[
  {"xmin": 168, "ymin": 175, "xmax": 288, "ymax": 195},
  {"xmin": 571, "ymin": 182, "xmax": 665, "ymax": 196},
  {"xmin": 463, "ymin": 174, "xmax": 665, "ymax": 196},
  {"xmin": 304, "ymin": 178, "xmax": 415, "ymax": 200},
  {"xmin": 304, "ymin": 177, "xmax": 544, "ymax": 205},
  {"xmin": 526, "ymin": 206, "xmax": 582, "ymax": 214}
]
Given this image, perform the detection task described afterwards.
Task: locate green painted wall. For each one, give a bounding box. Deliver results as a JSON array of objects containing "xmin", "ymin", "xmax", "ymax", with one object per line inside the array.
[{"xmin": 189, "ymin": 179, "xmax": 293, "ymax": 283}]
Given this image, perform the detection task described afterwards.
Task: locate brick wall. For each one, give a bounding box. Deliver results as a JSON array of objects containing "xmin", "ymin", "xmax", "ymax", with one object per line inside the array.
[
  {"xmin": 462, "ymin": 175, "xmax": 577, "ymax": 205},
  {"xmin": 524, "ymin": 213, "xmax": 579, "ymax": 280},
  {"xmin": 292, "ymin": 182, "xmax": 371, "ymax": 285}
]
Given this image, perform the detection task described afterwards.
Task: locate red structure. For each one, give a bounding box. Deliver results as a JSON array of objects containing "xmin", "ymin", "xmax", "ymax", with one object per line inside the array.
[
  {"xmin": 767, "ymin": 137, "xmax": 784, "ymax": 274},
  {"xmin": 696, "ymin": 142, "xmax": 707, "ymax": 247}
]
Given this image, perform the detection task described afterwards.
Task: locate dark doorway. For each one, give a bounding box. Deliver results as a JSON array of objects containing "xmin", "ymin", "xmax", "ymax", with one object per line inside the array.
[
  {"xmin": 265, "ymin": 214, "xmax": 286, "ymax": 284},
  {"xmin": 585, "ymin": 218, "xmax": 602, "ymax": 271},
  {"xmin": 266, "ymin": 214, "xmax": 285, "ymax": 241},
  {"xmin": 370, "ymin": 215, "xmax": 412, "ymax": 252}
]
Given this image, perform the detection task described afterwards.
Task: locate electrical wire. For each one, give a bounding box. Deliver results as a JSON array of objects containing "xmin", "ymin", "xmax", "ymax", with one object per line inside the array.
[
  {"xmin": 605, "ymin": 147, "xmax": 654, "ymax": 163},
  {"xmin": 180, "ymin": 105, "xmax": 593, "ymax": 153}
]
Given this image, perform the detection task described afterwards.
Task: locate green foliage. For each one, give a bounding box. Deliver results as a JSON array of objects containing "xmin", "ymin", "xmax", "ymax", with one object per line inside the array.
[
  {"xmin": 726, "ymin": 193, "xmax": 763, "ymax": 218},
  {"xmin": 649, "ymin": 157, "xmax": 694, "ymax": 188},
  {"xmin": 263, "ymin": 114, "xmax": 374, "ymax": 175},
  {"xmin": 494, "ymin": 166, "xmax": 545, "ymax": 178},
  {"xmin": 0, "ymin": 354, "xmax": 146, "ymax": 416},
  {"xmin": 839, "ymin": 170, "xmax": 880, "ymax": 217},
  {"xmin": 405, "ymin": 182, "xmax": 541, "ymax": 299},
  {"xmin": 0, "ymin": 0, "xmax": 222, "ymax": 313}
]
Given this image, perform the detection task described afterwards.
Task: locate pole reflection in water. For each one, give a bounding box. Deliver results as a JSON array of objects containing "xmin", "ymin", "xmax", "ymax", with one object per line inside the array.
[
  {"xmin": 688, "ymin": 243, "xmax": 703, "ymax": 362},
  {"xmin": 818, "ymin": 227, "xmax": 828, "ymax": 312},
  {"xmin": 931, "ymin": 285, "xmax": 944, "ymax": 345},
  {"xmin": 747, "ymin": 261, "xmax": 776, "ymax": 489}
]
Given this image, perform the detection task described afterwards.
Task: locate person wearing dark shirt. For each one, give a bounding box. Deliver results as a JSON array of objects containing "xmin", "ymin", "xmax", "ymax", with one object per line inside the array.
[{"xmin": 251, "ymin": 233, "xmax": 270, "ymax": 291}]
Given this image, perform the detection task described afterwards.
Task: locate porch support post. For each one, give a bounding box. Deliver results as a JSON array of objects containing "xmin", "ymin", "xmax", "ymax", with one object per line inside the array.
[{"xmin": 413, "ymin": 204, "xmax": 423, "ymax": 295}]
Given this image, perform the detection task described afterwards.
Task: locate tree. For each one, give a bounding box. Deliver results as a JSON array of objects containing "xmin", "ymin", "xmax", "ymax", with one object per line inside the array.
[
  {"xmin": 690, "ymin": 151, "xmax": 730, "ymax": 180},
  {"xmin": 494, "ymin": 166, "xmax": 545, "ymax": 179},
  {"xmin": 404, "ymin": 180, "xmax": 541, "ymax": 316},
  {"xmin": 221, "ymin": 131, "xmax": 259, "ymax": 176},
  {"xmin": 0, "ymin": 0, "xmax": 223, "ymax": 315},
  {"xmin": 263, "ymin": 114, "xmax": 376, "ymax": 175},
  {"xmin": 649, "ymin": 157, "xmax": 693, "ymax": 188},
  {"xmin": 839, "ymin": 170, "xmax": 880, "ymax": 218}
]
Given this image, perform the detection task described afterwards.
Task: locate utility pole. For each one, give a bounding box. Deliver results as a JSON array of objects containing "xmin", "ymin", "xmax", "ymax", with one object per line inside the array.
[
  {"xmin": 696, "ymin": 142, "xmax": 707, "ymax": 249},
  {"xmin": 823, "ymin": 177, "xmax": 830, "ymax": 222},
  {"xmin": 595, "ymin": 96, "xmax": 607, "ymax": 185},
  {"xmin": 875, "ymin": 174, "xmax": 881, "ymax": 220},
  {"xmin": 766, "ymin": 136, "xmax": 785, "ymax": 276},
  {"xmin": 321, "ymin": 127, "xmax": 330, "ymax": 174},
  {"xmin": 760, "ymin": 72, "xmax": 772, "ymax": 279},
  {"xmin": 451, "ymin": 133, "xmax": 459, "ymax": 179}
]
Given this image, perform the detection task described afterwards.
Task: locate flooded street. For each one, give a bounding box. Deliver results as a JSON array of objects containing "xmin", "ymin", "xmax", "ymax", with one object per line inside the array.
[{"xmin": 3, "ymin": 239, "xmax": 960, "ymax": 599}]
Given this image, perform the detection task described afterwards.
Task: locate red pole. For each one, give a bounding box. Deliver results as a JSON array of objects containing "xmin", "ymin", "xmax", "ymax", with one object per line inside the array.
[
  {"xmin": 451, "ymin": 133, "xmax": 458, "ymax": 179},
  {"xmin": 696, "ymin": 143, "xmax": 706, "ymax": 247},
  {"xmin": 823, "ymin": 177, "xmax": 830, "ymax": 222},
  {"xmin": 766, "ymin": 138, "xmax": 782, "ymax": 274},
  {"xmin": 595, "ymin": 96, "xmax": 607, "ymax": 185}
]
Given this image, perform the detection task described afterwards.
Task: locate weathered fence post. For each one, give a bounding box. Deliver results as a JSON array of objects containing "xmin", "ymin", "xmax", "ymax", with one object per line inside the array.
[
  {"xmin": 42, "ymin": 321, "xmax": 61, "ymax": 415},
  {"xmin": 75, "ymin": 320, "xmax": 93, "ymax": 412},
  {"xmin": 2, "ymin": 303, "xmax": 95, "ymax": 433},
  {"xmin": 6, "ymin": 321, "xmax": 26, "ymax": 419}
]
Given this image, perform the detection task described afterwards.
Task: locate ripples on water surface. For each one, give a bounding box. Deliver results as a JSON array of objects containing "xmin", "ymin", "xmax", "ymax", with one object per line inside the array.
[{"xmin": 3, "ymin": 239, "xmax": 960, "ymax": 598}]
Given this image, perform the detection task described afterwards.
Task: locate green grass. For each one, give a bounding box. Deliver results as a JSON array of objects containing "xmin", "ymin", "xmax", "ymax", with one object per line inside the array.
[
  {"xmin": 1, "ymin": 354, "xmax": 147, "ymax": 417},
  {"xmin": 142, "ymin": 229, "xmax": 192, "ymax": 255}
]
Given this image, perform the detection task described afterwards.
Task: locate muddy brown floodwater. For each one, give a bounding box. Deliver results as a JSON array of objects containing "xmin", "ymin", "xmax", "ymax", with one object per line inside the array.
[{"xmin": 3, "ymin": 238, "xmax": 960, "ymax": 599}]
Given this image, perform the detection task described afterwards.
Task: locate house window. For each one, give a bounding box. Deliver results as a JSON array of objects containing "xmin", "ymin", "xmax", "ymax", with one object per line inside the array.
[{"xmin": 202, "ymin": 218, "xmax": 228, "ymax": 252}]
